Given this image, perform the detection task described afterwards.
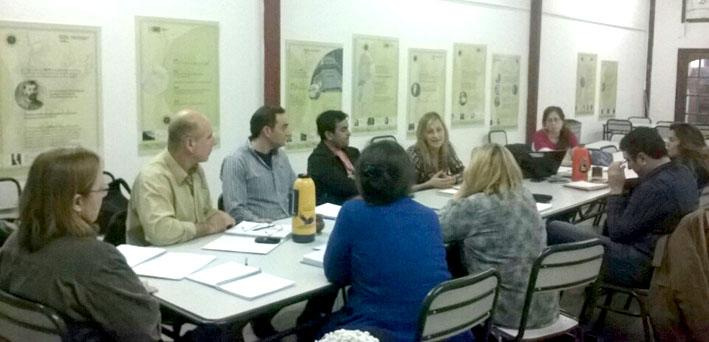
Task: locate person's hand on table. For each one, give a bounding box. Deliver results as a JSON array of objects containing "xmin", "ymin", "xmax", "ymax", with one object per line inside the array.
[
  {"xmin": 427, "ymin": 170, "xmax": 456, "ymax": 189},
  {"xmin": 607, "ymin": 161, "xmax": 626, "ymax": 195},
  {"xmin": 209, "ymin": 211, "xmax": 235, "ymax": 233}
]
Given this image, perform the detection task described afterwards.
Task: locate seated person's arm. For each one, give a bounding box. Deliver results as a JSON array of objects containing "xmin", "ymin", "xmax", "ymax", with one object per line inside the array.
[
  {"xmin": 412, "ymin": 170, "xmax": 457, "ymax": 191},
  {"xmin": 308, "ymin": 153, "xmax": 358, "ymax": 199},
  {"xmin": 222, "ymin": 157, "xmax": 261, "ymax": 222},
  {"xmin": 438, "ymin": 195, "xmax": 479, "ymax": 243},
  {"xmin": 137, "ymin": 175, "xmax": 225, "ymax": 246},
  {"xmin": 605, "ymin": 185, "xmax": 674, "ymax": 243},
  {"xmin": 83, "ymin": 247, "xmax": 162, "ymax": 341},
  {"xmin": 323, "ymin": 210, "xmax": 353, "ymax": 285}
]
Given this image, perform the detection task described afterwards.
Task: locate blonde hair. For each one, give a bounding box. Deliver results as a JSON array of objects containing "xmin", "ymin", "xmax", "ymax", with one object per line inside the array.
[
  {"xmin": 459, "ymin": 144, "xmax": 523, "ymax": 197},
  {"xmin": 414, "ymin": 112, "xmax": 452, "ymax": 174},
  {"xmin": 18, "ymin": 147, "xmax": 100, "ymax": 252}
]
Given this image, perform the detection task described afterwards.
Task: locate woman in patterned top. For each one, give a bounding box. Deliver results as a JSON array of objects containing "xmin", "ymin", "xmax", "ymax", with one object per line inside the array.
[
  {"xmin": 407, "ymin": 112, "xmax": 464, "ymax": 191},
  {"xmin": 438, "ymin": 143, "xmax": 559, "ymax": 329}
]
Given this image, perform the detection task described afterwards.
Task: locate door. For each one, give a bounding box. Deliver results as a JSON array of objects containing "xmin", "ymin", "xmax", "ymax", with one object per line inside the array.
[{"xmin": 675, "ymin": 49, "xmax": 709, "ymax": 124}]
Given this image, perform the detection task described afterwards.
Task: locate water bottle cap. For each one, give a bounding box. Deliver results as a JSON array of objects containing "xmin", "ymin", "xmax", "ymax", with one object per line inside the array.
[{"xmin": 298, "ymin": 173, "xmax": 310, "ymax": 178}]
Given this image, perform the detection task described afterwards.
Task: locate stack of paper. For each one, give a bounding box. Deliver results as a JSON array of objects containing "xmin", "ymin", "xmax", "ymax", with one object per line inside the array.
[
  {"xmin": 563, "ymin": 181, "xmax": 609, "ymax": 191},
  {"xmin": 116, "ymin": 245, "xmax": 166, "ymax": 267},
  {"xmin": 225, "ymin": 221, "xmax": 291, "ymax": 239},
  {"xmin": 218, "ymin": 273, "xmax": 295, "ymax": 300},
  {"xmin": 187, "ymin": 262, "xmax": 260, "ymax": 287},
  {"xmin": 132, "ymin": 252, "xmax": 215, "ymax": 280},
  {"xmin": 316, "ymin": 203, "xmax": 341, "ymax": 219},
  {"xmin": 301, "ymin": 249, "xmax": 326, "ymax": 267},
  {"xmin": 202, "ymin": 235, "xmax": 282, "ymax": 254},
  {"xmin": 437, "ymin": 188, "xmax": 458, "ymax": 196}
]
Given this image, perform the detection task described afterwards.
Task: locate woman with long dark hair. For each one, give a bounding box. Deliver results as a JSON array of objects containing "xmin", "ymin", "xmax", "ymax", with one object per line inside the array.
[
  {"xmin": 668, "ymin": 123, "xmax": 709, "ymax": 191},
  {"xmin": 533, "ymin": 106, "xmax": 578, "ymax": 151}
]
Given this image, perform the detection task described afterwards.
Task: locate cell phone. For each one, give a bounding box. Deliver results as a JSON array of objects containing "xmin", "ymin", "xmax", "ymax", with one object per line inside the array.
[
  {"xmin": 254, "ymin": 236, "xmax": 281, "ymax": 244},
  {"xmin": 532, "ymin": 193, "xmax": 553, "ymax": 203}
]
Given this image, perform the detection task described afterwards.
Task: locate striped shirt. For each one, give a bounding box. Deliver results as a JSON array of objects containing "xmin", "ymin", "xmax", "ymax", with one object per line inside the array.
[{"xmin": 221, "ymin": 143, "xmax": 296, "ymax": 222}]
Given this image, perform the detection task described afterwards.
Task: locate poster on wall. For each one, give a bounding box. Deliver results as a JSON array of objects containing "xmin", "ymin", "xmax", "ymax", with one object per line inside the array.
[
  {"xmin": 599, "ymin": 60, "xmax": 618, "ymax": 119},
  {"xmin": 451, "ymin": 43, "xmax": 486, "ymax": 128},
  {"xmin": 351, "ymin": 35, "xmax": 398, "ymax": 133},
  {"xmin": 136, "ymin": 16, "xmax": 219, "ymax": 154},
  {"xmin": 683, "ymin": 0, "xmax": 709, "ymax": 22},
  {"xmin": 285, "ymin": 40, "xmax": 342, "ymax": 150},
  {"xmin": 490, "ymin": 54, "xmax": 520, "ymax": 129},
  {"xmin": 575, "ymin": 53, "xmax": 597, "ymax": 116},
  {"xmin": 0, "ymin": 21, "xmax": 101, "ymax": 178},
  {"xmin": 406, "ymin": 49, "xmax": 447, "ymax": 136}
]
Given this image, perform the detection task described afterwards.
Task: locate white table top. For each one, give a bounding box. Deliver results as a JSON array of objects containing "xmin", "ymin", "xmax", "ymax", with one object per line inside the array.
[
  {"xmin": 412, "ymin": 179, "xmax": 610, "ymax": 218},
  {"xmin": 140, "ymin": 218, "xmax": 334, "ymax": 325}
]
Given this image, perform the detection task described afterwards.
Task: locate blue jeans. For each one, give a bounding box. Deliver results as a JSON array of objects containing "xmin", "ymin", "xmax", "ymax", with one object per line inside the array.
[{"xmin": 546, "ymin": 221, "xmax": 653, "ymax": 288}]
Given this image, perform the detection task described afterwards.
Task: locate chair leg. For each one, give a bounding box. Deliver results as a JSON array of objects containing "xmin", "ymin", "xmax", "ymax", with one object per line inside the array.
[{"xmin": 593, "ymin": 290, "xmax": 614, "ymax": 331}]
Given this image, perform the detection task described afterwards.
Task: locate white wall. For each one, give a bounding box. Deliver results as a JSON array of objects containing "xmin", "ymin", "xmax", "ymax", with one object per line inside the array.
[
  {"xmin": 0, "ymin": 0, "xmax": 263, "ymax": 200},
  {"xmin": 649, "ymin": 0, "xmax": 709, "ymax": 122},
  {"xmin": 281, "ymin": 0, "xmax": 531, "ymax": 171},
  {"xmin": 538, "ymin": 0, "xmax": 650, "ymax": 143}
]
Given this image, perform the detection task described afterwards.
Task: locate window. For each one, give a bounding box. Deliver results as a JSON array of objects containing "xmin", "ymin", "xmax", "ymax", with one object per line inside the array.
[{"xmin": 675, "ymin": 50, "xmax": 709, "ymax": 126}]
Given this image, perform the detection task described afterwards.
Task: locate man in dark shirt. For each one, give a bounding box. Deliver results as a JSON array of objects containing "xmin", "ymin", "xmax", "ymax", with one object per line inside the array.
[
  {"xmin": 547, "ymin": 127, "xmax": 698, "ymax": 288},
  {"xmin": 307, "ymin": 110, "xmax": 360, "ymax": 205}
]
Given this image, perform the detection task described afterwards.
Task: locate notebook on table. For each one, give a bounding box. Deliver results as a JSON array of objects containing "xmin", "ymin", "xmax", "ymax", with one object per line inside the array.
[
  {"xmin": 301, "ymin": 249, "xmax": 326, "ymax": 268},
  {"xmin": 563, "ymin": 181, "xmax": 609, "ymax": 191},
  {"xmin": 132, "ymin": 252, "xmax": 215, "ymax": 280},
  {"xmin": 217, "ymin": 273, "xmax": 294, "ymax": 300},
  {"xmin": 225, "ymin": 221, "xmax": 291, "ymax": 239},
  {"xmin": 187, "ymin": 262, "xmax": 261, "ymax": 287},
  {"xmin": 116, "ymin": 245, "xmax": 166, "ymax": 267}
]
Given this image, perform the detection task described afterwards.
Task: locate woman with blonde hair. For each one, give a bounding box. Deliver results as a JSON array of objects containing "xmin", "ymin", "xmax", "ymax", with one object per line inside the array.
[
  {"xmin": 438, "ymin": 144, "xmax": 559, "ymax": 330},
  {"xmin": 408, "ymin": 112, "xmax": 464, "ymax": 191},
  {"xmin": 0, "ymin": 148, "xmax": 161, "ymax": 341}
]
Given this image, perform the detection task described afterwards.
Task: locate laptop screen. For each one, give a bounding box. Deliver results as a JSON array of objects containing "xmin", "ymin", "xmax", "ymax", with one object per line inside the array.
[{"xmin": 519, "ymin": 150, "xmax": 567, "ymax": 180}]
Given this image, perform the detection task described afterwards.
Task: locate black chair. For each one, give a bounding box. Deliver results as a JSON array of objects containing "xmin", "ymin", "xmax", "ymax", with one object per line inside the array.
[
  {"xmin": 604, "ymin": 119, "xmax": 632, "ymax": 140},
  {"xmin": 488, "ymin": 130, "xmax": 508, "ymax": 145},
  {"xmin": 594, "ymin": 284, "xmax": 653, "ymax": 342},
  {"xmin": 416, "ymin": 269, "xmax": 500, "ymax": 342},
  {"xmin": 218, "ymin": 194, "xmax": 225, "ymax": 211},
  {"xmin": 0, "ymin": 177, "xmax": 22, "ymax": 222},
  {"xmin": 0, "ymin": 289, "xmax": 69, "ymax": 342},
  {"xmin": 654, "ymin": 121, "xmax": 676, "ymax": 140},
  {"xmin": 565, "ymin": 119, "xmax": 582, "ymax": 140},
  {"xmin": 369, "ymin": 135, "xmax": 397, "ymax": 144},
  {"xmin": 492, "ymin": 239, "xmax": 604, "ymax": 341}
]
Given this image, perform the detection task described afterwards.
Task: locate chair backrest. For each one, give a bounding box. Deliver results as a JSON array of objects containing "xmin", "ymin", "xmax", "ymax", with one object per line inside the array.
[
  {"xmin": 417, "ymin": 269, "xmax": 500, "ymax": 342},
  {"xmin": 565, "ymin": 119, "xmax": 582, "ymax": 140},
  {"xmin": 696, "ymin": 125, "xmax": 709, "ymax": 139},
  {"xmin": 488, "ymin": 130, "xmax": 507, "ymax": 145},
  {"xmin": 370, "ymin": 135, "xmax": 397, "ymax": 144},
  {"xmin": 513, "ymin": 239, "xmax": 604, "ymax": 339},
  {"xmin": 0, "ymin": 289, "xmax": 68, "ymax": 342},
  {"xmin": 606, "ymin": 119, "xmax": 632, "ymax": 132},
  {"xmin": 0, "ymin": 178, "xmax": 21, "ymax": 213},
  {"xmin": 628, "ymin": 116, "xmax": 652, "ymax": 125},
  {"xmin": 599, "ymin": 145, "xmax": 618, "ymax": 153},
  {"xmin": 654, "ymin": 125, "xmax": 671, "ymax": 140}
]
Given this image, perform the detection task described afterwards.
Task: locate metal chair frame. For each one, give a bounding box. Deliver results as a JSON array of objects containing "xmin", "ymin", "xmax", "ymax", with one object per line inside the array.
[{"xmin": 0, "ymin": 289, "xmax": 69, "ymax": 342}]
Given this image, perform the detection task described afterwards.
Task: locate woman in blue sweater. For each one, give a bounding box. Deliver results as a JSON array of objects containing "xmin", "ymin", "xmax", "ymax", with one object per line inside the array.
[{"xmin": 320, "ymin": 140, "xmax": 471, "ymax": 341}]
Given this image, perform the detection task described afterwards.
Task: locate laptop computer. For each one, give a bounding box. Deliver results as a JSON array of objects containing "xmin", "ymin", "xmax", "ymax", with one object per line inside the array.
[{"xmin": 515, "ymin": 150, "xmax": 567, "ymax": 181}]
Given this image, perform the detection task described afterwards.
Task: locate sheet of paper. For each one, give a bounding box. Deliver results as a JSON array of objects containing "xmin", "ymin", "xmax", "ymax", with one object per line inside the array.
[
  {"xmin": 437, "ymin": 188, "xmax": 458, "ymax": 196},
  {"xmin": 116, "ymin": 245, "xmax": 166, "ymax": 267},
  {"xmin": 133, "ymin": 252, "xmax": 215, "ymax": 280},
  {"xmin": 315, "ymin": 203, "xmax": 341, "ymax": 219},
  {"xmin": 536, "ymin": 202, "xmax": 553, "ymax": 212},
  {"xmin": 301, "ymin": 249, "xmax": 326, "ymax": 268},
  {"xmin": 202, "ymin": 235, "xmax": 281, "ymax": 255},
  {"xmin": 187, "ymin": 261, "xmax": 260, "ymax": 287},
  {"xmin": 225, "ymin": 221, "xmax": 291, "ymax": 239},
  {"xmin": 218, "ymin": 273, "xmax": 294, "ymax": 300},
  {"xmin": 563, "ymin": 181, "xmax": 609, "ymax": 191}
]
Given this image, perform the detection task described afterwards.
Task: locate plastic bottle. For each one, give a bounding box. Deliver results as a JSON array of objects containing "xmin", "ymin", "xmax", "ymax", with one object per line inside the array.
[
  {"xmin": 572, "ymin": 145, "xmax": 591, "ymax": 181},
  {"xmin": 291, "ymin": 174, "xmax": 316, "ymax": 243}
]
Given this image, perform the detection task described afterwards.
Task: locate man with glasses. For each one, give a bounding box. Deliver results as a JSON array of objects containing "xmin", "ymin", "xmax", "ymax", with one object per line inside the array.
[
  {"xmin": 547, "ymin": 127, "xmax": 698, "ymax": 288},
  {"xmin": 127, "ymin": 109, "xmax": 235, "ymax": 246}
]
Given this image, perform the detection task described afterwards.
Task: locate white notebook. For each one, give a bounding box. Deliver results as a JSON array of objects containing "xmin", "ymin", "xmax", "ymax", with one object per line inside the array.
[
  {"xmin": 218, "ymin": 273, "xmax": 294, "ymax": 300},
  {"xmin": 301, "ymin": 249, "xmax": 326, "ymax": 268},
  {"xmin": 563, "ymin": 181, "xmax": 609, "ymax": 191},
  {"xmin": 116, "ymin": 245, "xmax": 166, "ymax": 267},
  {"xmin": 536, "ymin": 202, "xmax": 553, "ymax": 212},
  {"xmin": 132, "ymin": 252, "xmax": 215, "ymax": 280},
  {"xmin": 225, "ymin": 221, "xmax": 291, "ymax": 239},
  {"xmin": 315, "ymin": 203, "xmax": 341, "ymax": 219},
  {"xmin": 202, "ymin": 235, "xmax": 282, "ymax": 255},
  {"xmin": 187, "ymin": 262, "xmax": 261, "ymax": 287}
]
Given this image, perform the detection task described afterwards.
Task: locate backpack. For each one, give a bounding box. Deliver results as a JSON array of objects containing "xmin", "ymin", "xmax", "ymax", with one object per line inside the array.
[{"xmin": 97, "ymin": 178, "xmax": 130, "ymax": 244}]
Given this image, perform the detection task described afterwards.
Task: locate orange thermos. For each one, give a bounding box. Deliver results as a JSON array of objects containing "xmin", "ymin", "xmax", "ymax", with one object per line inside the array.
[
  {"xmin": 572, "ymin": 145, "xmax": 591, "ymax": 181},
  {"xmin": 291, "ymin": 174, "xmax": 316, "ymax": 243}
]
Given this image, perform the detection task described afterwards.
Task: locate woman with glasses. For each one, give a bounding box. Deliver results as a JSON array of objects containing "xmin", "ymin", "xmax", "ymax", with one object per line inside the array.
[{"xmin": 0, "ymin": 148, "xmax": 161, "ymax": 341}]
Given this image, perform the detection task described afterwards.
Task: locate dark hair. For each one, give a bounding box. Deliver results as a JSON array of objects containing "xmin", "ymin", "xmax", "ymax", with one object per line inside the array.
[
  {"xmin": 542, "ymin": 106, "xmax": 573, "ymax": 149},
  {"xmin": 250, "ymin": 105, "xmax": 285, "ymax": 140},
  {"xmin": 670, "ymin": 123, "xmax": 709, "ymax": 182},
  {"xmin": 18, "ymin": 148, "xmax": 100, "ymax": 252},
  {"xmin": 356, "ymin": 140, "xmax": 414, "ymax": 205},
  {"xmin": 316, "ymin": 110, "xmax": 348, "ymax": 140},
  {"xmin": 619, "ymin": 127, "xmax": 668, "ymax": 160}
]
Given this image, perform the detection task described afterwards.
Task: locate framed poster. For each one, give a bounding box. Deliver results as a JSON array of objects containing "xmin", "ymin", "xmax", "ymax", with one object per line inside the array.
[
  {"xmin": 406, "ymin": 48, "xmax": 447, "ymax": 136},
  {"xmin": 0, "ymin": 21, "xmax": 101, "ymax": 178},
  {"xmin": 490, "ymin": 54, "xmax": 520, "ymax": 129},
  {"xmin": 451, "ymin": 43, "xmax": 486, "ymax": 127},
  {"xmin": 136, "ymin": 16, "xmax": 219, "ymax": 153},
  {"xmin": 575, "ymin": 53, "xmax": 597, "ymax": 116},
  {"xmin": 683, "ymin": 0, "xmax": 709, "ymax": 22},
  {"xmin": 285, "ymin": 40, "xmax": 343, "ymax": 150},
  {"xmin": 351, "ymin": 35, "xmax": 398, "ymax": 133},
  {"xmin": 599, "ymin": 60, "xmax": 618, "ymax": 119}
]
